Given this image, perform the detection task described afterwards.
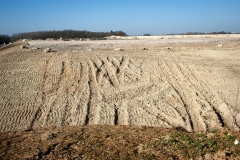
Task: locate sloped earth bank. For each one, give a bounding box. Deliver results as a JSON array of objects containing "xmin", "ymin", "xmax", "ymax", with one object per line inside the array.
[{"xmin": 0, "ymin": 125, "xmax": 240, "ymax": 159}]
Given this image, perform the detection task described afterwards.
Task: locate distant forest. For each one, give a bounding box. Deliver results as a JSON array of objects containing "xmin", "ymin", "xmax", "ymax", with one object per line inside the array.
[
  {"xmin": 0, "ymin": 30, "xmax": 237, "ymax": 44},
  {"xmin": 10, "ymin": 30, "xmax": 127, "ymax": 42},
  {"xmin": 0, "ymin": 30, "xmax": 127, "ymax": 44},
  {"xmin": 172, "ymin": 31, "xmax": 234, "ymax": 35}
]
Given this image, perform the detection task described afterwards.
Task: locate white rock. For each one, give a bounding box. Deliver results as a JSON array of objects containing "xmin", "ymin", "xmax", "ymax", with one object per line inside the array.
[
  {"xmin": 234, "ymin": 139, "xmax": 239, "ymax": 145},
  {"xmin": 31, "ymin": 47, "xmax": 39, "ymax": 50},
  {"xmin": 43, "ymin": 48, "xmax": 51, "ymax": 53},
  {"xmin": 204, "ymin": 153, "xmax": 213, "ymax": 160},
  {"xmin": 207, "ymin": 133, "xmax": 215, "ymax": 138},
  {"xmin": 20, "ymin": 45, "xmax": 27, "ymax": 49},
  {"xmin": 114, "ymin": 48, "xmax": 124, "ymax": 51}
]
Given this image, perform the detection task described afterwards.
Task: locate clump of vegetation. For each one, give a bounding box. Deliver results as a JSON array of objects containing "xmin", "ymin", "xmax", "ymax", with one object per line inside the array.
[
  {"xmin": 165, "ymin": 130, "xmax": 239, "ymax": 158},
  {"xmin": 143, "ymin": 33, "xmax": 151, "ymax": 36},
  {"xmin": 0, "ymin": 35, "xmax": 11, "ymax": 44}
]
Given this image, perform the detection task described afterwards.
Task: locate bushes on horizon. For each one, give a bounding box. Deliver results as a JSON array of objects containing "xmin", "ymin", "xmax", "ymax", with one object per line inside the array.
[
  {"xmin": 0, "ymin": 35, "xmax": 11, "ymax": 44},
  {"xmin": 10, "ymin": 30, "xmax": 127, "ymax": 41},
  {"xmin": 143, "ymin": 33, "xmax": 151, "ymax": 36},
  {"xmin": 185, "ymin": 31, "xmax": 232, "ymax": 35}
]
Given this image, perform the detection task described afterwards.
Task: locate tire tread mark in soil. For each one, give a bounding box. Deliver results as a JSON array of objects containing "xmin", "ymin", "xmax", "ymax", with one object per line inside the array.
[
  {"xmin": 84, "ymin": 80, "xmax": 91, "ymax": 125},
  {"xmin": 92, "ymin": 55, "xmax": 106, "ymax": 85},
  {"xmin": 176, "ymin": 63, "xmax": 232, "ymax": 130},
  {"xmin": 69, "ymin": 61, "xmax": 89, "ymax": 125},
  {"xmin": 60, "ymin": 58, "xmax": 73, "ymax": 125},
  {"xmin": 74, "ymin": 60, "xmax": 91, "ymax": 125},
  {"xmin": 29, "ymin": 57, "xmax": 51, "ymax": 129},
  {"xmin": 98, "ymin": 56, "xmax": 120, "ymax": 87},
  {"xmin": 236, "ymin": 87, "xmax": 240, "ymax": 111},
  {"xmin": 178, "ymin": 64, "xmax": 221, "ymax": 127},
  {"xmin": 114, "ymin": 105, "xmax": 119, "ymax": 125},
  {"xmin": 78, "ymin": 61, "xmax": 90, "ymax": 125},
  {"xmin": 116, "ymin": 56, "xmax": 129, "ymax": 84},
  {"xmin": 212, "ymin": 107, "xmax": 225, "ymax": 127},
  {"xmin": 34, "ymin": 54, "xmax": 69, "ymax": 127},
  {"xmin": 43, "ymin": 60, "xmax": 66, "ymax": 126},
  {"xmin": 91, "ymin": 58, "xmax": 105, "ymax": 85},
  {"xmin": 169, "ymin": 63, "xmax": 210, "ymax": 131},
  {"xmin": 85, "ymin": 59, "xmax": 102, "ymax": 124},
  {"xmin": 160, "ymin": 62, "xmax": 194, "ymax": 131},
  {"xmin": 112, "ymin": 57, "xmax": 121, "ymax": 68},
  {"xmin": 183, "ymin": 65, "xmax": 227, "ymax": 128},
  {"xmin": 158, "ymin": 93, "xmax": 191, "ymax": 128}
]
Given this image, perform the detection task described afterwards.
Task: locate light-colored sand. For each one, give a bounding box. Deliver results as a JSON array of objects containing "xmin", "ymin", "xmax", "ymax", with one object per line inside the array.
[{"xmin": 0, "ymin": 35, "xmax": 239, "ymax": 132}]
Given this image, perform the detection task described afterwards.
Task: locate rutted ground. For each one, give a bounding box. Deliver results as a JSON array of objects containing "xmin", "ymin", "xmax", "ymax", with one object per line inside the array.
[{"xmin": 0, "ymin": 35, "xmax": 240, "ymax": 132}]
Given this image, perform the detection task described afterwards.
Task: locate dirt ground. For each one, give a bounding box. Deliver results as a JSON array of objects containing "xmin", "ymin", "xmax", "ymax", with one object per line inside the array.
[
  {"xmin": 0, "ymin": 34, "xmax": 240, "ymax": 159},
  {"xmin": 0, "ymin": 125, "xmax": 240, "ymax": 159}
]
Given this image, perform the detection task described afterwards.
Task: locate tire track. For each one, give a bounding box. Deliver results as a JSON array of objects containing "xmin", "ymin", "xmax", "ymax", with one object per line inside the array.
[
  {"xmin": 160, "ymin": 61, "xmax": 223, "ymax": 131},
  {"xmin": 67, "ymin": 61, "xmax": 89, "ymax": 125},
  {"xmin": 29, "ymin": 56, "xmax": 53, "ymax": 129},
  {"xmin": 98, "ymin": 56, "xmax": 120, "ymax": 87},
  {"xmin": 86, "ymin": 59, "xmax": 102, "ymax": 124},
  {"xmin": 1, "ymin": 51, "xmax": 239, "ymax": 132},
  {"xmin": 182, "ymin": 64, "xmax": 240, "ymax": 131}
]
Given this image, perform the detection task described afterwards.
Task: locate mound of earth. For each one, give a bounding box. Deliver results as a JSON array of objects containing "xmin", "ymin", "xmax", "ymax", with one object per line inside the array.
[{"xmin": 0, "ymin": 125, "xmax": 240, "ymax": 159}]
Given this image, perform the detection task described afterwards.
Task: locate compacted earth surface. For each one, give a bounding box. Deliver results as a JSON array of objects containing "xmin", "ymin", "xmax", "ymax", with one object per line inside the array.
[{"xmin": 0, "ymin": 34, "xmax": 240, "ymax": 159}]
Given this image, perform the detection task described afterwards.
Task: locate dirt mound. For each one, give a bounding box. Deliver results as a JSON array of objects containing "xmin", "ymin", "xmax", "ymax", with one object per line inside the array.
[
  {"xmin": 1, "ymin": 36, "xmax": 240, "ymax": 132},
  {"xmin": 1, "ymin": 125, "xmax": 240, "ymax": 159}
]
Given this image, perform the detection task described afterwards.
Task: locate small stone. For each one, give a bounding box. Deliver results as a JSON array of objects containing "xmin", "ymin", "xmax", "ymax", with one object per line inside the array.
[
  {"xmin": 71, "ymin": 144, "xmax": 79, "ymax": 150},
  {"xmin": 217, "ymin": 44, "xmax": 223, "ymax": 47},
  {"xmin": 31, "ymin": 47, "xmax": 39, "ymax": 50},
  {"xmin": 137, "ymin": 144, "xmax": 143, "ymax": 153},
  {"xmin": 114, "ymin": 48, "xmax": 124, "ymax": 51},
  {"xmin": 20, "ymin": 45, "xmax": 27, "ymax": 49},
  {"xmin": 204, "ymin": 153, "xmax": 213, "ymax": 160},
  {"xmin": 214, "ymin": 150, "xmax": 227, "ymax": 159},
  {"xmin": 234, "ymin": 139, "xmax": 239, "ymax": 145},
  {"xmin": 40, "ymin": 133, "xmax": 49, "ymax": 140},
  {"xmin": 207, "ymin": 133, "xmax": 215, "ymax": 138},
  {"xmin": 43, "ymin": 48, "xmax": 51, "ymax": 53},
  {"xmin": 87, "ymin": 48, "xmax": 92, "ymax": 51},
  {"xmin": 24, "ymin": 41, "xmax": 29, "ymax": 45}
]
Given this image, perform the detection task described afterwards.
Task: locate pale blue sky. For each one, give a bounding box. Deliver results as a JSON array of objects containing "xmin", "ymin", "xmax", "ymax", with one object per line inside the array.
[{"xmin": 1, "ymin": 0, "xmax": 240, "ymax": 35}]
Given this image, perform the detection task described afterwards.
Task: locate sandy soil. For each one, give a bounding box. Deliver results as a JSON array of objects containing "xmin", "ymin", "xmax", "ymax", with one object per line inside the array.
[{"xmin": 0, "ymin": 35, "xmax": 240, "ymax": 132}]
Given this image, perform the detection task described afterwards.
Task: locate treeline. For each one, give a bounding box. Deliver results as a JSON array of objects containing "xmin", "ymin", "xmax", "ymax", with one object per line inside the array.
[
  {"xmin": 186, "ymin": 31, "xmax": 233, "ymax": 35},
  {"xmin": 0, "ymin": 35, "xmax": 11, "ymax": 44},
  {"xmin": 165, "ymin": 31, "xmax": 235, "ymax": 36},
  {"xmin": 10, "ymin": 30, "xmax": 127, "ymax": 42}
]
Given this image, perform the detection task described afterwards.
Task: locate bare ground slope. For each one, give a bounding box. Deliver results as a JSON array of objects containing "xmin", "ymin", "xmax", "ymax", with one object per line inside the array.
[
  {"xmin": 1, "ymin": 125, "xmax": 240, "ymax": 159},
  {"xmin": 0, "ymin": 35, "xmax": 240, "ymax": 132}
]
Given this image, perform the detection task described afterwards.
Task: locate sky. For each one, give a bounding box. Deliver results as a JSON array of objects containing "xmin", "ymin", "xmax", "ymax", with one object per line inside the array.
[{"xmin": 1, "ymin": 0, "xmax": 240, "ymax": 36}]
